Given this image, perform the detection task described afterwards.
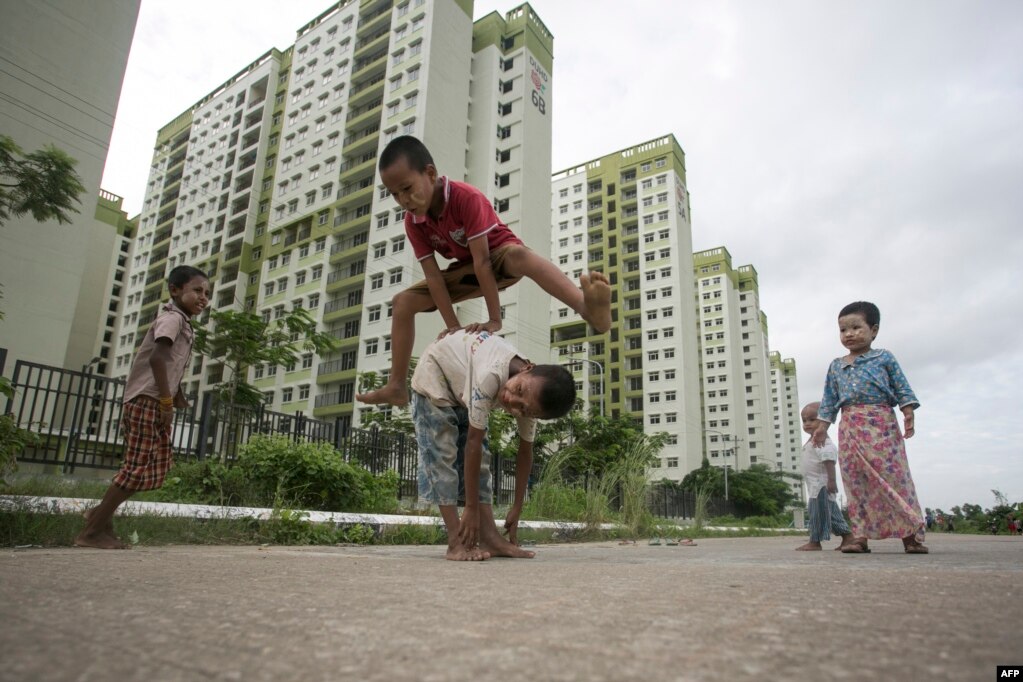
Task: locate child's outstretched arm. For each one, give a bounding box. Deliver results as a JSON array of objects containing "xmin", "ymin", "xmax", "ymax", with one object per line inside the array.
[
  {"xmin": 420, "ymin": 255, "xmax": 462, "ymax": 337},
  {"xmin": 504, "ymin": 437, "xmax": 533, "ymax": 544},
  {"xmin": 462, "ymin": 236, "xmax": 503, "ymax": 335}
]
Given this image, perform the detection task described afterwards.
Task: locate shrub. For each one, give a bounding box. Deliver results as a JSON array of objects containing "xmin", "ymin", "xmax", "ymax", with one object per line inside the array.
[
  {"xmin": 259, "ymin": 508, "xmax": 376, "ymax": 545},
  {"xmin": 0, "ymin": 414, "xmax": 40, "ymax": 484},
  {"xmin": 152, "ymin": 459, "xmax": 257, "ymax": 507},
  {"xmin": 236, "ymin": 434, "xmax": 399, "ymax": 513},
  {"xmin": 523, "ymin": 482, "xmax": 588, "ymax": 521}
]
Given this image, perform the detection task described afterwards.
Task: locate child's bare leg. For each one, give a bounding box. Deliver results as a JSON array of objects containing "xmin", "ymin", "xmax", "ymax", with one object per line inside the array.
[
  {"xmin": 439, "ymin": 505, "xmax": 490, "ymax": 561},
  {"xmin": 795, "ymin": 541, "xmax": 822, "ymax": 551},
  {"xmin": 356, "ymin": 290, "xmax": 432, "ymax": 407},
  {"xmin": 478, "ymin": 504, "xmax": 535, "ymax": 558},
  {"xmin": 504, "ymin": 249, "xmax": 611, "ymax": 332},
  {"xmin": 75, "ymin": 484, "xmax": 133, "ymax": 549}
]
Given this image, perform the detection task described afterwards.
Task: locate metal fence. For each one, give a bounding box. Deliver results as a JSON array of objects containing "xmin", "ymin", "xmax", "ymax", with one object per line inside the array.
[
  {"xmin": 2, "ymin": 355, "xmax": 725, "ymax": 517},
  {"xmin": 1, "ymin": 358, "xmax": 420, "ymax": 498},
  {"xmin": 647, "ymin": 483, "xmax": 736, "ymax": 520}
]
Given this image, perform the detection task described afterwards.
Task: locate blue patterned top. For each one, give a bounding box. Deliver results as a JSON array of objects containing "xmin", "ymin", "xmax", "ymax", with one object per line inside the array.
[{"xmin": 817, "ymin": 348, "xmax": 919, "ymax": 423}]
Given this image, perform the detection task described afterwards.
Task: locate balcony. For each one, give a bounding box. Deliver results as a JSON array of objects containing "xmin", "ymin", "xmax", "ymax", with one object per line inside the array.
[
  {"xmin": 349, "ymin": 72, "xmax": 385, "ymax": 103},
  {"xmin": 326, "ymin": 267, "xmax": 365, "ymax": 294},
  {"xmin": 354, "ymin": 25, "xmax": 390, "ymax": 59},
  {"xmin": 345, "ymin": 97, "xmax": 383, "ymax": 132},
  {"xmin": 322, "ymin": 300, "xmax": 363, "ymax": 324},
  {"xmin": 356, "ymin": 3, "xmax": 392, "ymax": 39},
  {"xmin": 329, "ymin": 235, "xmax": 368, "ymax": 263},
  {"xmin": 352, "ymin": 49, "xmax": 387, "ymax": 83}
]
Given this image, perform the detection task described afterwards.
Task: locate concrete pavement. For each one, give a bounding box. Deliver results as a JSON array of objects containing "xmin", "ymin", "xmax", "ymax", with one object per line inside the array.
[{"xmin": 1, "ymin": 533, "xmax": 1020, "ymax": 681}]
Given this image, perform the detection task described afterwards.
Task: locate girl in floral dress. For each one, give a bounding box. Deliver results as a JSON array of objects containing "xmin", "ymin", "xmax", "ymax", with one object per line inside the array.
[{"xmin": 811, "ymin": 301, "xmax": 929, "ymax": 554}]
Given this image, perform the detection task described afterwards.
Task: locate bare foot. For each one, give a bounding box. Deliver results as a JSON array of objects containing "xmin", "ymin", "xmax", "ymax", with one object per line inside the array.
[
  {"xmin": 580, "ymin": 271, "xmax": 612, "ymax": 333},
  {"xmin": 356, "ymin": 381, "xmax": 409, "ymax": 407},
  {"xmin": 81, "ymin": 509, "xmax": 129, "ymax": 549},
  {"xmin": 445, "ymin": 544, "xmax": 491, "ymax": 561},
  {"xmin": 479, "ymin": 534, "xmax": 536, "ymax": 559},
  {"xmin": 795, "ymin": 542, "xmax": 822, "ymax": 551},
  {"xmin": 74, "ymin": 530, "xmax": 130, "ymax": 549},
  {"xmin": 478, "ymin": 527, "xmax": 536, "ymax": 560}
]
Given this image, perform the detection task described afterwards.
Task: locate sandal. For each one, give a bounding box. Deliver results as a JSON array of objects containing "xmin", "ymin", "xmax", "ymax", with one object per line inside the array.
[
  {"xmin": 839, "ymin": 537, "xmax": 871, "ymax": 553},
  {"xmin": 648, "ymin": 537, "xmax": 661, "ymax": 546},
  {"xmin": 903, "ymin": 539, "xmax": 929, "ymax": 554},
  {"xmin": 678, "ymin": 538, "xmax": 697, "ymax": 546}
]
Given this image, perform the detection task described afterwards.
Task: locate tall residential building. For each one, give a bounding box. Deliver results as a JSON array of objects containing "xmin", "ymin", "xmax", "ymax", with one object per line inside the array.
[
  {"xmin": 769, "ymin": 351, "xmax": 801, "ymax": 477},
  {"xmin": 549, "ymin": 135, "xmax": 704, "ymax": 480},
  {"xmin": 0, "ymin": 0, "xmax": 140, "ymax": 372},
  {"xmin": 548, "ymin": 139, "xmax": 802, "ymax": 483},
  {"xmin": 693, "ymin": 248, "xmax": 778, "ymax": 474},
  {"xmin": 110, "ymin": 0, "xmax": 554, "ymax": 435}
]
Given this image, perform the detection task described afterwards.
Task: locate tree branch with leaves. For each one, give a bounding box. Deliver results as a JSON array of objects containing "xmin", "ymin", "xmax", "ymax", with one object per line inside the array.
[
  {"xmin": 193, "ymin": 307, "xmax": 339, "ymax": 407},
  {"xmin": 0, "ymin": 134, "xmax": 85, "ymax": 227}
]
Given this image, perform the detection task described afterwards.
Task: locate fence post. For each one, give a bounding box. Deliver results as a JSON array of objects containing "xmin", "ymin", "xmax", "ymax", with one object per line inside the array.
[
  {"xmin": 294, "ymin": 411, "xmax": 304, "ymax": 442},
  {"xmin": 63, "ymin": 368, "xmax": 90, "ymax": 475},
  {"xmin": 196, "ymin": 393, "xmax": 213, "ymax": 460},
  {"xmin": 333, "ymin": 416, "xmax": 343, "ymax": 451}
]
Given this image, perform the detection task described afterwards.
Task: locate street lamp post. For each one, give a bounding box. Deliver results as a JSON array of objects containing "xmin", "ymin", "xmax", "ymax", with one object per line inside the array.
[
  {"xmin": 704, "ymin": 428, "xmax": 736, "ymax": 501},
  {"xmin": 566, "ymin": 354, "xmax": 604, "ymax": 418}
]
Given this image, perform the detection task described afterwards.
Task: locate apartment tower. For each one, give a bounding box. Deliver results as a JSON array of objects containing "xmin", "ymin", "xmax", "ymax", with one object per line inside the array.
[
  {"xmin": 549, "ymin": 135, "xmax": 703, "ymax": 481},
  {"xmin": 110, "ymin": 0, "xmax": 554, "ymax": 434}
]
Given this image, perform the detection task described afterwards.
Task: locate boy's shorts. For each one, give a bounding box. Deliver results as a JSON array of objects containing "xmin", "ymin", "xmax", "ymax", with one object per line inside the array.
[
  {"xmin": 412, "ymin": 391, "xmax": 493, "ymax": 506},
  {"xmin": 112, "ymin": 397, "xmax": 174, "ymax": 491},
  {"xmin": 404, "ymin": 244, "xmax": 524, "ymax": 311}
]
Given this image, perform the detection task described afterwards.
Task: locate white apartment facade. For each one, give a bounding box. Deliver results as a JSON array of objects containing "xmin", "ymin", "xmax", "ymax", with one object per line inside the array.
[
  {"xmin": 109, "ymin": 0, "xmax": 554, "ymax": 435},
  {"xmin": 549, "ymin": 135, "xmax": 704, "ymax": 481},
  {"xmin": 0, "ymin": 0, "xmax": 140, "ymax": 373}
]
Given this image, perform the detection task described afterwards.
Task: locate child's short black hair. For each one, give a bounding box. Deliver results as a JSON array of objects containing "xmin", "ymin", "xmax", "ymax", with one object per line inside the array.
[
  {"xmin": 530, "ymin": 365, "xmax": 577, "ymax": 419},
  {"xmin": 167, "ymin": 265, "xmax": 208, "ymax": 290},
  {"xmin": 379, "ymin": 135, "xmax": 434, "ymax": 173},
  {"xmin": 839, "ymin": 301, "xmax": 880, "ymax": 327}
]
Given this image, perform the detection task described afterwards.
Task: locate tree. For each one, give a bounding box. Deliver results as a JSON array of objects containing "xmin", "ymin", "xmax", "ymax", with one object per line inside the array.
[
  {"xmin": 727, "ymin": 464, "xmax": 799, "ymax": 517},
  {"xmin": 681, "ymin": 460, "xmax": 799, "ymax": 517},
  {"xmin": 680, "ymin": 457, "xmax": 725, "ymax": 498},
  {"xmin": 193, "ymin": 307, "xmax": 339, "ymax": 407},
  {"xmin": 0, "ymin": 134, "xmax": 85, "ymax": 227},
  {"xmin": 532, "ymin": 406, "xmax": 665, "ymax": 482}
]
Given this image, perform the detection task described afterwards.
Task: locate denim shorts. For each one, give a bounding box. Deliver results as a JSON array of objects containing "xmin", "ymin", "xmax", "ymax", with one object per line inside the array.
[{"xmin": 412, "ymin": 391, "xmax": 493, "ymax": 506}]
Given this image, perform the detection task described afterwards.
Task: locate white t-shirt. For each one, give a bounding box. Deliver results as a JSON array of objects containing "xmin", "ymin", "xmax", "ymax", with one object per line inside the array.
[
  {"xmin": 802, "ymin": 436, "xmax": 839, "ymax": 501},
  {"xmin": 411, "ymin": 330, "xmax": 536, "ymax": 442}
]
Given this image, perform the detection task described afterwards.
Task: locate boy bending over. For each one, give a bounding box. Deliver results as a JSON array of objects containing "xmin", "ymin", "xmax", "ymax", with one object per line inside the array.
[{"xmin": 411, "ymin": 329, "xmax": 575, "ymax": 560}]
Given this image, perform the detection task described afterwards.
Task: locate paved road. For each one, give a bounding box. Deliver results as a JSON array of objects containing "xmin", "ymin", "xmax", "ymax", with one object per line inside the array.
[{"xmin": 1, "ymin": 534, "xmax": 1019, "ymax": 681}]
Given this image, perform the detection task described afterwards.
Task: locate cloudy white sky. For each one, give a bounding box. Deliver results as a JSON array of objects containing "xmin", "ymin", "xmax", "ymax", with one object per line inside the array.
[{"xmin": 101, "ymin": 1, "xmax": 1023, "ymax": 512}]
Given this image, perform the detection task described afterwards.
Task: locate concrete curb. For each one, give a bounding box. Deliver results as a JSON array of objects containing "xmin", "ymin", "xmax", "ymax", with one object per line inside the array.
[{"xmin": 0, "ymin": 495, "xmax": 805, "ymax": 534}]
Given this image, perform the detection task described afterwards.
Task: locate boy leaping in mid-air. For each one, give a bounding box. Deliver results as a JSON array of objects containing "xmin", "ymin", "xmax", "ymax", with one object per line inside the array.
[
  {"xmin": 357, "ymin": 135, "xmax": 611, "ymax": 407},
  {"xmin": 410, "ymin": 329, "xmax": 576, "ymax": 560}
]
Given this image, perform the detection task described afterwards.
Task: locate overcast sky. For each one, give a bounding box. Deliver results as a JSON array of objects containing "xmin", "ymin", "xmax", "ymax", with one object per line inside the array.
[{"xmin": 101, "ymin": 0, "xmax": 1023, "ymax": 513}]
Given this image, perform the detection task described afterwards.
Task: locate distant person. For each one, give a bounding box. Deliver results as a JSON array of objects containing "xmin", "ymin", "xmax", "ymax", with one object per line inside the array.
[
  {"xmin": 925, "ymin": 512, "xmax": 935, "ymax": 532},
  {"xmin": 795, "ymin": 402, "xmax": 857, "ymax": 552},
  {"xmin": 410, "ymin": 329, "xmax": 575, "ymax": 560},
  {"xmin": 946, "ymin": 518, "xmax": 955, "ymax": 533},
  {"xmin": 812, "ymin": 301, "xmax": 928, "ymax": 554},
  {"xmin": 75, "ymin": 266, "xmax": 210, "ymax": 549},
  {"xmin": 357, "ymin": 135, "xmax": 611, "ymax": 407}
]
